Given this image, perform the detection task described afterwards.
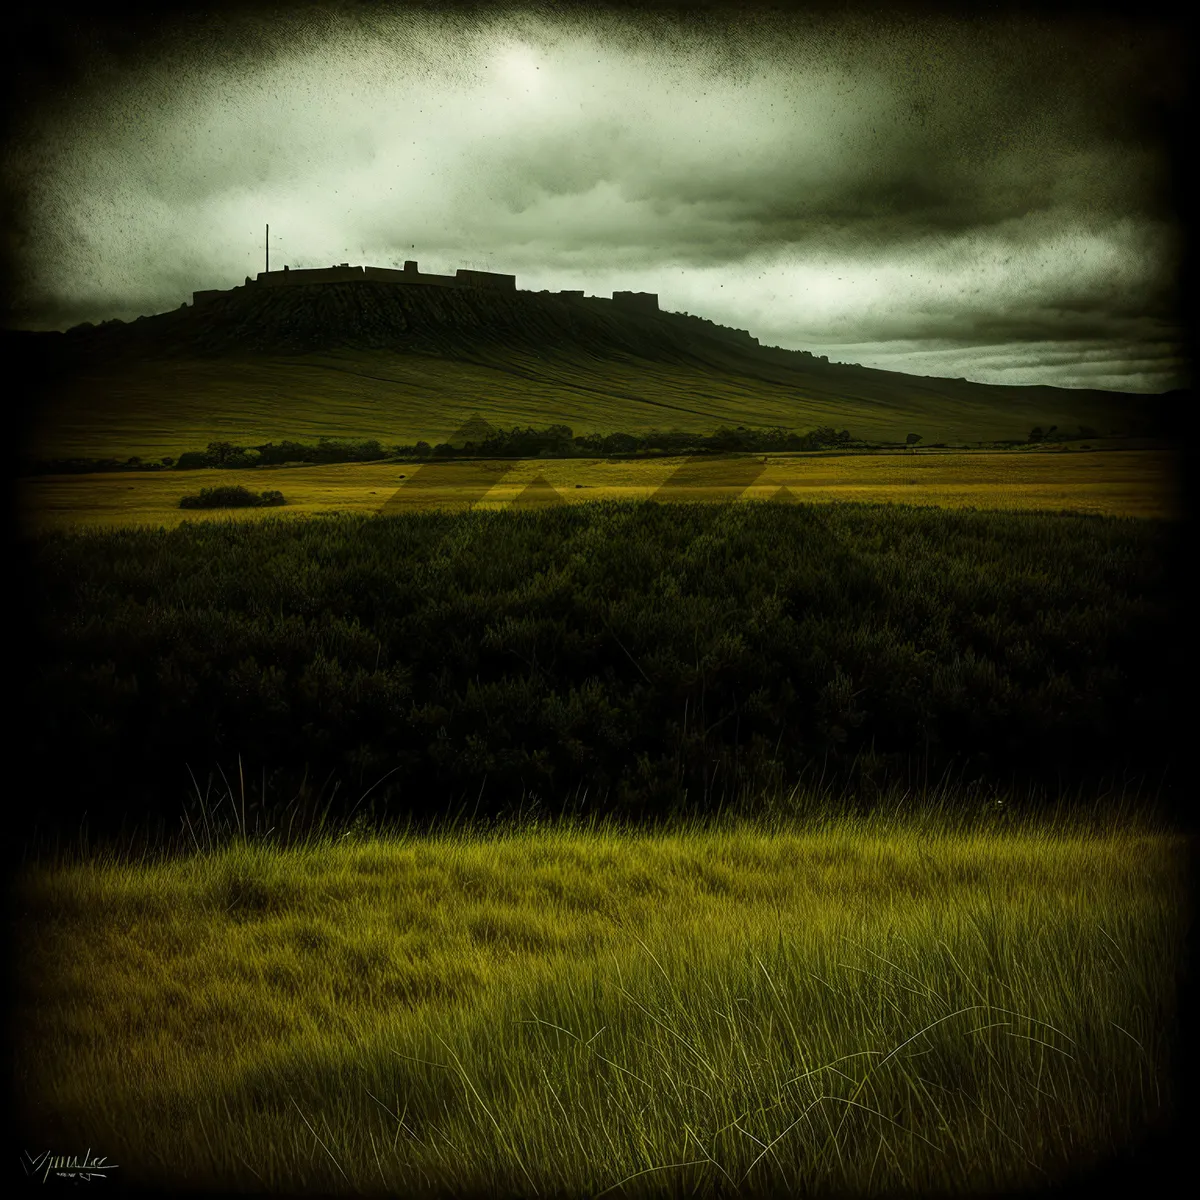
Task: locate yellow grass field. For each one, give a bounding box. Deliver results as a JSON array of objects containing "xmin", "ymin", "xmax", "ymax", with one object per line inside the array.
[
  {"xmin": 13, "ymin": 813, "xmax": 1185, "ymax": 1196},
  {"xmin": 18, "ymin": 448, "xmax": 1180, "ymax": 534}
]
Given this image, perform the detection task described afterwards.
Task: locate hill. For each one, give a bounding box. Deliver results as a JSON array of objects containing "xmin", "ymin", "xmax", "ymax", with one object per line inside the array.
[{"xmin": 9, "ymin": 280, "xmax": 1170, "ymax": 461}]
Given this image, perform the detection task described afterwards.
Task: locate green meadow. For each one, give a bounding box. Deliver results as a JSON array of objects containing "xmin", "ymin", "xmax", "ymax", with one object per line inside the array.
[
  {"xmin": 14, "ymin": 798, "xmax": 1184, "ymax": 1196},
  {"xmin": 24, "ymin": 342, "xmax": 1154, "ymax": 462}
]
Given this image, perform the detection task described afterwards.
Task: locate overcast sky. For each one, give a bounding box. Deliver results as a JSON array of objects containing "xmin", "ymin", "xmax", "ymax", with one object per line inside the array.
[{"xmin": 4, "ymin": 2, "xmax": 1189, "ymax": 392}]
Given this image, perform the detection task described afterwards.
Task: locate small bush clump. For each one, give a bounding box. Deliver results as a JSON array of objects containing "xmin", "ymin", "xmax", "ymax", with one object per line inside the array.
[{"xmin": 179, "ymin": 486, "xmax": 286, "ymax": 509}]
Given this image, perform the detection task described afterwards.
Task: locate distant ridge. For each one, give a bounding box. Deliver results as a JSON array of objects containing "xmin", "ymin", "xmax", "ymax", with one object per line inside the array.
[
  {"xmin": 15, "ymin": 277, "xmax": 1159, "ymax": 405},
  {"xmin": 8, "ymin": 270, "xmax": 1176, "ymax": 456},
  {"xmin": 42, "ymin": 277, "xmax": 768, "ymax": 367}
]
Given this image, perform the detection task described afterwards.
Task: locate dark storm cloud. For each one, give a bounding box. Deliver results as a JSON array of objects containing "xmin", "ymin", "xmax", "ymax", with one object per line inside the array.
[
  {"xmin": 3, "ymin": 2, "xmax": 1188, "ymax": 391},
  {"xmin": 467, "ymin": 13, "xmax": 1180, "ymax": 247}
]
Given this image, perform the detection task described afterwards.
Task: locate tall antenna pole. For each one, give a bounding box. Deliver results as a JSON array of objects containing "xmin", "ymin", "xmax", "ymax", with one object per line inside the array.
[{"xmin": 265, "ymin": 224, "xmax": 269, "ymax": 274}]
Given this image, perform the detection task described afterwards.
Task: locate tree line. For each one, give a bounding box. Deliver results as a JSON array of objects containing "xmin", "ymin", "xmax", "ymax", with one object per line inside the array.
[{"xmin": 25, "ymin": 426, "xmax": 867, "ymax": 475}]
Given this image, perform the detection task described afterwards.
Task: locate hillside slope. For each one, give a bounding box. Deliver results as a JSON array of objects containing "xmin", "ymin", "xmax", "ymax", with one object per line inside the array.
[{"xmin": 11, "ymin": 281, "xmax": 1168, "ymax": 459}]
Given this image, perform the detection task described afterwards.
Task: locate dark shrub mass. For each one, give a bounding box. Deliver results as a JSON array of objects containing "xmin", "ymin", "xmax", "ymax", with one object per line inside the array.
[{"xmin": 26, "ymin": 501, "xmax": 1176, "ymax": 841}]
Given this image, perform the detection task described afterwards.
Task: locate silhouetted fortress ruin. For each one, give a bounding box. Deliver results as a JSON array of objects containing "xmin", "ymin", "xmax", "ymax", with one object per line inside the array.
[
  {"xmin": 188, "ymin": 259, "xmax": 760, "ymax": 346},
  {"xmin": 192, "ymin": 259, "xmax": 520, "ymax": 304},
  {"xmin": 192, "ymin": 260, "xmax": 663, "ymax": 313},
  {"xmin": 611, "ymin": 291, "xmax": 660, "ymax": 315}
]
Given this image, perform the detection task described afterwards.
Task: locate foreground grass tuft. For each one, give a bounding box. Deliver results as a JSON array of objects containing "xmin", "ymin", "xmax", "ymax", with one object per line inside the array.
[{"xmin": 14, "ymin": 803, "xmax": 1184, "ymax": 1196}]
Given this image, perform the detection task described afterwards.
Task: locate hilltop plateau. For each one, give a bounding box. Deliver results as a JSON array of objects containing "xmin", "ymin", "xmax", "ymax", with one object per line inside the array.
[{"xmin": 9, "ymin": 278, "xmax": 1171, "ymax": 461}]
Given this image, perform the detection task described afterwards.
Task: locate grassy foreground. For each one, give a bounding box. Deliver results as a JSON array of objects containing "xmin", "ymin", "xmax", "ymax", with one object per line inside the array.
[{"xmin": 14, "ymin": 799, "xmax": 1185, "ymax": 1196}]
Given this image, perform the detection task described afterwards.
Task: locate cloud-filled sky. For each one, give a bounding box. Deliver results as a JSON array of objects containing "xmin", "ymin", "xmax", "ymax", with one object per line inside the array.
[{"xmin": 3, "ymin": 1, "xmax": 1190, "ymax": 392}]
